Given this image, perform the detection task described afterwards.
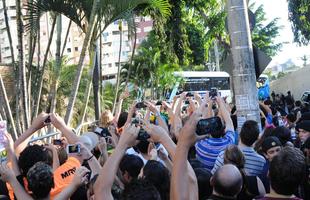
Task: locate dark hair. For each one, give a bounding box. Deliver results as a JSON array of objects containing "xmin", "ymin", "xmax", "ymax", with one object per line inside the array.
[
  {"xmin": 27, "ymin": 162, "xmax": 54, "ymax": 199},
  {"xmin": 194, "ymin": 168, "xmax": 213, "ymax": 200},
  {"xmin": 295, "ymin": 100, "xmax": 302, "ymax": 107},
  {"xmin": 143, "ymin": 160, "xmax": 170, "ymax": 200},
  {"xmin": 18, "ymin": 145, "xmax": 50, "ymax": 177},
  {"xmin": 120, "ymin": 155, "xmax": 144, "ymax": 179},
  {"xmin": 286, "ymin": 113, "xmax": 297, "ymax": 123},
  {"xmin": 223, "ymin": 145, "xmax": 245, "ymax": 169},
  {"xmin": 240, "ymin": 120, "xmax": 260, "ymax": 146},
  {"xmin": 269, "ymin": 147, "xmax": 306, "ymax": 195},
  {"xmin": 255, "ymin": 127, "xmax": 275, "ymax": 153},
  {"xmin": 118, "ymin": 112, "xmax": 128, "ymax": 128},
  {"xmin": 135, "ymin": 140, "xmax": 149, "ymax": 154},
  {"xmin": 122, "ymin": 179, "xmax": 161, "ymax": 200},
  {"xmin": 270, "ymin": 126, "xmax": 291, "ymax": 145}
]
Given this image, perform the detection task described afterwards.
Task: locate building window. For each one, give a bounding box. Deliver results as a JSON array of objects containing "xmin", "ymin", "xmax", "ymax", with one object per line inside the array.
[
  {"xmin": 67, "ymin": 48, "xmax": 71, "ymax": 53},
  {"xmin": 112, "ymin": 31, "xmax": 120, "ymax": 35},
  {"xmin": 75, "ymin": 47, "xmax": 78, "ymax": 51},
  {"xmin": 108, "ymin": 63, "xmax": 112, "ymax": 68}
]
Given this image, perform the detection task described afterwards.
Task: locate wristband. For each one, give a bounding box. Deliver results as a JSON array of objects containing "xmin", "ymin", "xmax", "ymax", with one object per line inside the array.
[{"xmin": 85, "ymin": 155, "xmax": 94, "ymax": 162}]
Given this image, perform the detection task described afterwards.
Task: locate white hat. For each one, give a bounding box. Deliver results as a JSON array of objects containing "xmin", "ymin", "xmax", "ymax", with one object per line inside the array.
[{"xmin": 78, "ymin": 132, "xmax": 99, "ymax": 150}]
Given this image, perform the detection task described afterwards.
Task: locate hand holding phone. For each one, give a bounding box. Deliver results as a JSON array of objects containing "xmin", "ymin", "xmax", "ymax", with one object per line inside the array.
[
  {"xmin": 209, "ymin": 88, "xmax": 218, "ymax": 100},
  {"xmin": 196, "ymin": 117, "xmax": 223, "ymax": 136},
  {"xmin": 136, "ymin": 102, "xmax": 147, "ymax": 109}
]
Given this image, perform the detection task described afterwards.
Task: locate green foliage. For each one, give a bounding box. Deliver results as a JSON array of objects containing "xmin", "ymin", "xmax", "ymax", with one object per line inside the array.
[
  {"xmin": 250, "ymin": 3, "xmax": 283, "ymax": 57},
  {"xmin": 42, "ymin": 58, "xmax": 93, "ymax": 126},
  {"xmin": 287, "ymin": 0, "xmax": 310, "ymax": 45}
]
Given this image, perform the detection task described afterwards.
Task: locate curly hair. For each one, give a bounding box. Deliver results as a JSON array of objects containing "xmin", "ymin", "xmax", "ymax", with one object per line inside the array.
[
  {"xmin": 18, "ymin": 145, "xmax": 50, "ymax": 177},
  {"xmin": 27, "ymin": 162, "xmax": 54, "ymax": 199}
]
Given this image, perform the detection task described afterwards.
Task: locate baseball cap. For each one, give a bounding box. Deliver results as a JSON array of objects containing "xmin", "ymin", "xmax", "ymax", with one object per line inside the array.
[
  {"xmin": 78, "ymin": 132, "xmax": 99, "ymax": 150},
  {"xmin": 262, "ymin": 136, "xmax": 282, "ymax": 153}
]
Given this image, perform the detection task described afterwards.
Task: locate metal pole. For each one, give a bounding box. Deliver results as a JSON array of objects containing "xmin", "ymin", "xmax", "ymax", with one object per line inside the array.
[{"xmin": 226, "ymin": 0, "xmax": 261, "ymax": 131}]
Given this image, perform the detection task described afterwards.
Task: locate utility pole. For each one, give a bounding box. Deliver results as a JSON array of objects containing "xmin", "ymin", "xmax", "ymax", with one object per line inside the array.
[
  {"xmin": 214, "ymin": 40, "xmax": 220, "ymax": 71},
  {"xmin": 226, "ymin": 0, "xmax": 261, "ymax": 130}
]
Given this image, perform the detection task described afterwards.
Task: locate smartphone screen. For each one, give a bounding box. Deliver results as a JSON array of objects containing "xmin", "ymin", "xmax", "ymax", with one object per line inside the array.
[
  {"xmin": 53, "ymin": 139, "xmax": 62, "ymax": 146},
  {"xmin": 67, "ymin": 144, "xmax": 80, "ymax": 153}
]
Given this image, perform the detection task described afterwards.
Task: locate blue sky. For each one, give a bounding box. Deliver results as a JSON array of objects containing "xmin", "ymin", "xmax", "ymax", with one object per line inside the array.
[{"xmin": 256, "ymin": 0, "xmax": 310, "ymax": 66}]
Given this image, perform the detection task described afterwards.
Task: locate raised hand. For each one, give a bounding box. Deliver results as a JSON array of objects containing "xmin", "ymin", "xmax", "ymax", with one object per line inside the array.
[{"xmin": 118, "ymin": 124, "xmax": 140, "ymax": 148}]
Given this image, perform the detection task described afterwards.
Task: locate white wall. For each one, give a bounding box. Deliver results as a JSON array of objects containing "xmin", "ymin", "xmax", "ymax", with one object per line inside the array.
[{"xmin": 270, "ymin": 66, "xmax": 310, "ymax": 100}]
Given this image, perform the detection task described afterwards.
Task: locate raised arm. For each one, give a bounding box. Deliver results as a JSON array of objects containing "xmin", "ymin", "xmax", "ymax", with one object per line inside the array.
[
  {"xmin": 78, "ymin": 142, "xmax": 101, "ymax": 176},
  {"xmin": 50, "ymin": 113, "xmax": 79, "ymax": 144},
  {"xmin": 44, "ymin": 144, "xmax": 60, "ymax": 171},
  {"xmin": 14, "ymin": 112, "xmax": 49, "ymax": 154},
  {"xmin": 216, "ymin": 97, "xmax": 234, "ymax": 132},
  {"xmin": 114, "ymin": 89, "xmax": 130, "ymax": 122},
  {"xmin": 171, "ymin": 110, "xmax": 205, "ymax": 200},
  {"xmin": 0, "ymin": 163, "xmax": 33, "ymax": 200},
  {"xmin": 4, "ymin": 133, "xmax": 21, "ymax": 176},
  {"xmin": 94, "ymin": 124, "xmax": 139, "ymax": 200}
]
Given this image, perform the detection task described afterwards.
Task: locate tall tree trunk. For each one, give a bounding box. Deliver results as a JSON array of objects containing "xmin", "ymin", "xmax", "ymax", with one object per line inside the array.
[
  {"xmin": 13, "ymin": 63, "xmax": 22, "ymax": 135},
  {"xmin": 16, "ymin": 0, "xmax": 30, "ymax": 129},
  {"xmin": 0, "ymin": 75, "xmax": 18, "ymax": 140},
  {"xmin": 125, "ymin": 16, "xmax": 136, "ymax": 85},
  {"xmin": 49, "ymin": 15, "xmax": 62, "ymax": 114},
  {"xmin": 33, "ymin": 16, "xmax": 57, "ymax": 118},
  {"xmin": 64, "ymin": 0, "xmax": 100, "ymax": 125},
  {"xmin": 92, "ymin": 41, "xmax": 100, "ymax": 122},
  {"xmin": 112, "ymin": 21, "xmax": 123, "ymax": 114},
  {"xmin": 61, "ymin": 20, "xmax": 72, "ymax": 57},
  {"xmin": 79, "ymin": 70, "xmax": 93, "ymax": 131},
  {"xmin": 99, "ymin": 24, "xmax": 103, "ymax": 97},
  {"xmin": 227, "ymin": 0, "xmax": 260, "ymax": 130},
  {"xmin": 2, "ymin": 0, "xmax": 15, "ymax": 63}
]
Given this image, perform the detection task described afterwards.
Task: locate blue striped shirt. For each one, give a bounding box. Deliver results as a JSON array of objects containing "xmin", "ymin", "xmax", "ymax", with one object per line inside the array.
[
  {"xmin": 211, "ymin": 146, "xmax": 266, "ymax": 176},
  {"xmin": 195, "ymin": 130, "xmax": 235, "ymax": 171}
]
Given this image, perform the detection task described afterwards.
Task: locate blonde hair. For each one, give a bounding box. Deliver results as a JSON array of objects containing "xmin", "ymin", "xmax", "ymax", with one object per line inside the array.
[{"xmin": 100, "ymin": 110, "xmax": 113, "ymax": 127}]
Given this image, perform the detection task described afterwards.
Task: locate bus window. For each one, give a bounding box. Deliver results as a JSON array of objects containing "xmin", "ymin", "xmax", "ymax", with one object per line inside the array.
[
  {"xmin": 212, "ymin": 77, "xmax": 230, "ymax": 90},
  {"xmin": 183, "ymin": 78, "xmax": 212, "ymax": 91}
]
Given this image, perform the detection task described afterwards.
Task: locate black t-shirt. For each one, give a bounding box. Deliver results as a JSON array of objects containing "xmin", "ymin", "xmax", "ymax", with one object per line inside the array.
[{"xmin": 207, "ymin": 194, "xmax": 236, "ymax": 200}]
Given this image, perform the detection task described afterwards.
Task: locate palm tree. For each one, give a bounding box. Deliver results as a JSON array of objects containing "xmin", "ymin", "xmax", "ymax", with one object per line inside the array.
[
  {"xmin": 16, "ymin": 0, "xmax": 30, "ymax": 129},
  {"xmin": 26, "ymin": 0, "xmax": 171, "ymax": 125},
  {"xmin": 49, "ymin": 14, "xmax": 62, "ymax": 114},
  {"xmin": 112, "ymin": 20, "xmax": 123, "ymax": 114}
]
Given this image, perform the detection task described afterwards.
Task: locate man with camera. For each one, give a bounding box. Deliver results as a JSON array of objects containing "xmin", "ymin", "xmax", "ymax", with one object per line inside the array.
[{"xmin": 195, "ymin": 95, "xmax": 235, "ymax": 171}]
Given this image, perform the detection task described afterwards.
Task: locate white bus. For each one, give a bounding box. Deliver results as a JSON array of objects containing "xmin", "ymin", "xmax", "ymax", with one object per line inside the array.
[{"xmin": 169, "ymin": 71, "xmax": 231, "ymax": 101}]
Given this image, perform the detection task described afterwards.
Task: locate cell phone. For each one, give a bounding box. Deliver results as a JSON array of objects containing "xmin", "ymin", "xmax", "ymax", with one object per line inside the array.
[
  {"xmin": 137, "ymin": 129, "xmax": 150, "ymax": 141},
  {"xmin": 196, "ymin": 117, "xmax": 223, "ymax": 136},
  {"xmin": 53, "ymin": 139, "xmax": 62, "ymax": 146},
  {"xmin": 210, "ymin": 88, "xmax": 218, "ymax": 99},
  {"xmin": 94, "ymin": 127, "xmax": 111, "ymax": 138},
  {"xmin": 66, "ymin": 144, "xmax": 81, "ymax": 154},
  {"xmin": 136, "ymin": 102, "xmax": 147, "ymax": 109},
  {"xmin": 44, "ymin": 116, "xmax": 51, "ymax": 124},
  {"xmin": 186, "ymin": 92, "xmax": 194, "ymax": 97},
  {"xmin": 156, "ymin": 101, "xmax": 162, "ymax": 106}
]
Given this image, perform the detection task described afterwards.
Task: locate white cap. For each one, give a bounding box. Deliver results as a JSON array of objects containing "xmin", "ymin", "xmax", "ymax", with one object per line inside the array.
[{"xmin": 78, "ymin": 132, "xmax": 99, "ymax": 150}]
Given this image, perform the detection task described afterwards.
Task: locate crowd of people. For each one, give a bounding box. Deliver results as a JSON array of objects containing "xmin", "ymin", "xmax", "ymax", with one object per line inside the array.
[{"xmin": 0, "ymin": 89, "xmax": 309, "ymax": 200}]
